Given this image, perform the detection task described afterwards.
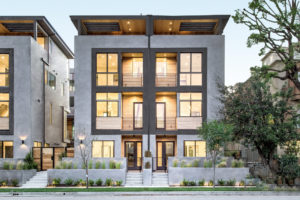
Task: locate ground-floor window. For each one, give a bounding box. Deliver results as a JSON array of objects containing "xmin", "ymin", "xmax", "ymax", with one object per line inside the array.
[
  {"xmin": 33, "ymin": 141, "xmax": 42, "ymax": 147},
  {"xmin": 0, "ymin": 141, "xmax": 13, "ymax": 158},
  {"xmin": 92, "ymin": 140, "xmax": 114, "ymax": 158},
  {"xmin": 184, "ymin": 141, "xmax": 206, "ymax": 157}
]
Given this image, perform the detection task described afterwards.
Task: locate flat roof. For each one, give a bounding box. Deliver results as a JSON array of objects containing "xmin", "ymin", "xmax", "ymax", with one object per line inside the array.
[
  {"xmin": 70, "ymin": 15, "xmax": 230, "ymax": 35},
  {"xmin": 0, "ymin": 16, "xmax": 74, "ymax": 59}
]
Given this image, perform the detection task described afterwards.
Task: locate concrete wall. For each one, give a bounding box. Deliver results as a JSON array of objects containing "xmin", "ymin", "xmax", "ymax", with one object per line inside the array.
[{"xmin": 0, "ymin": 169, "xmax": 36, "ymax": 186}]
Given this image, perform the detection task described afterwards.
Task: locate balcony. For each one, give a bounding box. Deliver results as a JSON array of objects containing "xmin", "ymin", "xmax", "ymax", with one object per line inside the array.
[
  {"xmin": 122, "ymin": 117, "xmax": 143, "ymax": 130},
  {"xmin": 122, "ymin": 92, "xmax": 143, "ymax": 130},
  {"xmin": 155, "ymin": 73, "xmax": 177, "ymax": 87},
  {"xmin": 122, "ymin": 53, "xmax": 143, "ymax": 87},
  {"xmin": 156, "ymin": 117, "xmax": 177, "ymax": 130},
  {"xmin": 156, "ymin": 92, "xmax": 177, "ymax": 131},
  {"xmin": 123, "ymin": 73, "xmax": 143, "ymax": 87}
]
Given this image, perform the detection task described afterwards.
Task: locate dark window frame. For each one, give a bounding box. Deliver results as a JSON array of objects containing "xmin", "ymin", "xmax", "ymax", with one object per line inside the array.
[
  {"xmin": 96, "ymin": 93, "xmax": 120, "ymax": 117},
  {"xmin": 179, "ymin": 93, "xmax": 202, "ymax": 117},
  {"xmin": 92, "ymin": 140, "xmax": 115, "ymax": 158},
  {"xmin": 183, "ymin": 140, "xmax": 206, "ymax": 157},
  {"xmin": 0, "ymin": 140, "xmax": 14, "ymax": 158},
  {"xmin": 96, "ymin": 53, "xmax": 119, "ymax": 86},
  {"xmin": 179, "ymin": 53, "xmax": 202, "ymax": 86}
]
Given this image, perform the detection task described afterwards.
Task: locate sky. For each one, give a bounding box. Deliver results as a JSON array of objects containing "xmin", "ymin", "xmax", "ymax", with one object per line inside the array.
[{"xmin": 0, "ymin": 0, "xmax": 264, "ymax": 86}]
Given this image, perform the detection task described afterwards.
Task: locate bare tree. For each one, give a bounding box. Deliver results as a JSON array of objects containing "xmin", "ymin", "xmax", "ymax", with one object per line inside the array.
[{"xmin": 78, "ymin": 129, "xmax": 90, "ymax": 189}]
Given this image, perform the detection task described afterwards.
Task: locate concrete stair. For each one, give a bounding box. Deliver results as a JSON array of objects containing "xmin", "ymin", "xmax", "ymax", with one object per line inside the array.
[
  {"xmin": 21, "ymin": 171, "xmax": 48, "ymax": 188},
  {"xmin": 125, "ymin": 172, "xmax": 143, "ymax": 187},
  {"xmin": 152, "ymin": 172, "xmax": 169, "ymax": 186}
]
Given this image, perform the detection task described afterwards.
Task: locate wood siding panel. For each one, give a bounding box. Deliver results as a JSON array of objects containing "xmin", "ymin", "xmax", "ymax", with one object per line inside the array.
[
  {"xmin": 96, "ymin": 117, "xmax": 121, "ymax": 129},
  {"xmin": 0, "ymin": 118, "xmax": 9, "ymax": 130},
  {"xmin": 177, "ymin": 117, "xmax": 202, "ymax": 130}
]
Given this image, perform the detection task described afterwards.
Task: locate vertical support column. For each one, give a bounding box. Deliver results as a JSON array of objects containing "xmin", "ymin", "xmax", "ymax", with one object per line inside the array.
[{"xmin": 33, "ymin": 20, "xmax": 38, "ymax": 40}]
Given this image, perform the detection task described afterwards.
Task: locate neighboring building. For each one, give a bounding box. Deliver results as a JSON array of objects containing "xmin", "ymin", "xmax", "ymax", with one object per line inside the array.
[
  {"xmin": 71, "ymin": 15, "xmax": 229, "ymax": 170},
  {"xmin": 0, "ymin": 16, "xmax": 74, "ymax": 162},
  {"xmin": 67, "ymin": 67, "xmax": 75, "ymax": 147}
]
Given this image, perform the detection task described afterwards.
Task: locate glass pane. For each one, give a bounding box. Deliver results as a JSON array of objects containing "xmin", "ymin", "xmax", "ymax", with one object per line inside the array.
[
  {"xmin": 0, "ymin": 54, "xmax": 9, "ymax": 72},
  {"xmin": 179, "ymin": 93, "xmax": 191, "ymax": 100},
  {"xmin": 96, "ymin": 93, "xmax": 107, "ymax": 100},
  {"xmin": 191, "ymin": 101, "xmax": 201, "ymax": 117},
  {"xmin": 156, "ymin": 103, "xmax": 165, "ymax": 129},
  {"xmin": 103, "ymin": 141, "xmax": 114, "ymax": 157},
  {"xmin": 191, "ymin": 93, "xmax": 202, "ymax": 100},
  {"xmin": 107, "ymin": 74, "xmax": 118, "ymax": 86},
  {"xmin": 96, "ymin": 74, "xmax": 107, "ymax": 86},
  {"xmin": 3, "ymin": 141, "xmax": 13, "ymax": 158},
  {"xmin": 48, "ymin": 73, "xmax": 56, "ymax": 90},
  {"xmin": 0, "ymin": 102, "xmax": 9, "ymax": 117},
  {"xmin": 126, "ymin": 142, "xmax": 135, "ymax": 168},
  {"xmin": 156, "ymin": 58, "xmax": 167, "ymax": 75},
  {"xmin": 134, "ymin": 103, "xmax": 143, "ymax": 129},
  {"xmin": 184, "ymin": 141, "xmax": 195, "ymax": 157},
  {"xmin": 137, "ymin": 142, "xmax": 142, "ymax": 167},
  {"xmin": 132, "ymin": 58, "xmax": 143, "ymax": 74},
  {"xmin": 191, "ymin": 74, "xmax": 202, "ymax": 86},
  {"xmin": 108, "ymin": 102, "xmax": 118, "ymax": 116},
  {"xmin": 92, "ymin": 141, "xmax": 103, "ymax": 158},
  {"xmin": 96, "ymin": 102, "xmax": 107, "ymax": 117},
  {"xmin": 107, "ymin": 93, "xmax": 119, "ymax": 100},
  {"xmin": 108, "ymin": 54, "xmax": 118, "ymax": 72},
  {"xmin": 180, "ymin": 74, "xmax": 190, "ymax": 86},
  {"xmin": 0, "ymin": 93, "xmax": 9, "ymax": 101},
  {"xmin": 180, "ymin": 101, "xmax": 190, "ymax": 117},
  {"xmin": 196, "ymin": 141, "xmax": 206, "ymax": 157},
  {"xmin": 180, "ymin": 53, "xmax": 190, "ymax": 72},
  {"xmin": 37, "ymin": 37, "xmax": 45, "ymax": 49},
  {"xmin": 97, "ymin": 54, "xmax": 107, "ymax": 72},
  {"xmin": 192, "ymin": 53, "xmax": 202, "ymax": 72},
  {"xmin": 157, "ymin": 142, "xmax": 163, "ymax": 167},
  {"xmin": 165, "ymin": 142, "xmax": 174, "ymax": 157}
]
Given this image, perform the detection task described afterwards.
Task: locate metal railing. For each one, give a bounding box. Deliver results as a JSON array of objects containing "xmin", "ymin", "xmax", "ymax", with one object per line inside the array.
[
  {"xmin": 123, "ymin": 73, "xmax": 143, "ymax": 87},
  {"xmin": 155, "ymin": 73, "xmax": 177, "ymax": 87},
  {"xmin": 122, "ymin": 117, "xmax": 143, "ymax": 130},
  {"xmin": 156, "ymin": 117, "xmax": 177, "ymax": 130}
]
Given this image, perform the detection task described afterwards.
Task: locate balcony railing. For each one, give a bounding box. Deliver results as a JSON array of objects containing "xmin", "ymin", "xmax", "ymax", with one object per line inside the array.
[
  {"xmin": 122, "ymin": 117, "xmax": 143, "ymax": 130},
  {"xmin": 123, "ymin": 73, "xmax": 143, "ymax": 87},
  {"xmin": 156, "ymin": 117, "xmax": 177, "ymax": 130},
  {"xmin": 155, "ymin": 73, "xmax": 177, "ymax": 87}
]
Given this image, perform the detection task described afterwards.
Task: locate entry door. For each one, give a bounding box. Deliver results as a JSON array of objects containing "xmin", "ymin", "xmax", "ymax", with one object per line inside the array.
[
  {"xmin": 156, "ymin": 103, "xmax": 166, "ymax": 129},
  {"xmin": 134, "ymin": 102, "xmax": 143, "ymax": 129},
  {"xmin": 125, "ymin": 141, "xmax": 142, "ymax": 170},
  {"xmin": 156, "ymin": 141, "xmax": 175, "ymax": 170},
  {"xmin": 42, "ymin": 148, "xmax": 54, "ymax": 171}
]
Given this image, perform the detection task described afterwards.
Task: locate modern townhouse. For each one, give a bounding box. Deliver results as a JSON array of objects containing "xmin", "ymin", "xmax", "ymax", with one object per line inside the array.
[
  {"xmin": 0, "ymin": 16, "xmax": 74, "ymax": 169},
  {"xmin": 71, "ymin": 15, "xmax": 229, "ymax": 171}
]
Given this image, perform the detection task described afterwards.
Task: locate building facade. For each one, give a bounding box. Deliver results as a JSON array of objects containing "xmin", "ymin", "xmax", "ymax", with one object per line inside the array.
[
  {"xmin": 0, "ymin": 16, "xmax": 74, "ymax": 162},
  {"xmin": 72, "ymin": 15, "xmax": 229, "ymax": 170}
]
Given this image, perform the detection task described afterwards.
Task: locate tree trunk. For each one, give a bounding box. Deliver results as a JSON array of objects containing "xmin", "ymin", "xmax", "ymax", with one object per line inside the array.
[
  {"xmin": 213, "ymin": 150, "xmax": 216, "ymax": 189},
  {"xmin": 256, "ymin": 147, "xmax": 278, "ymax": 181},
  {"xmin": 86, "ymin": 160, "xmax": 89, "ymax": 189}
]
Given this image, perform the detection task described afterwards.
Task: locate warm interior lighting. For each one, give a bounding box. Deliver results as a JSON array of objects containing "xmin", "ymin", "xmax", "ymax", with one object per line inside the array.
[
  {"xmin": 169, "ymin": 21, "xmax": 173, "ymax": 25},
  {"xmin": 169, "ymin": 28, "xmax": 172, "ymax": 31},
  {"xmin": 129, "ymin": 28, "xmax": 132, "ymax": 31},
  {"xmin": 127, "ymin": 21, "xmax": 131, "ymax": 25}
]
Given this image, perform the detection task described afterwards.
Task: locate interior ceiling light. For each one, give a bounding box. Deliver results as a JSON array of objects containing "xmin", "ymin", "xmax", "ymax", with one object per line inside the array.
[
  {"xmin": 127, "ymin": 21, "xmax": 130, "ymax": 25},
  {"xmin": 169, "ymin": 28, "xmax": 172, "ymax": 31},
  {"xmin": 129, "ymin": 28, "xmax": 132, "ymax": 31},
  {"xmin": 169, "ymin": 21, "xmax": 173, "ymax": 25}
]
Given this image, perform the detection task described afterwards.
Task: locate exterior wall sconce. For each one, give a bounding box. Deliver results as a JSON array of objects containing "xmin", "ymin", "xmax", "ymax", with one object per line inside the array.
[
  {"xmin": 80, "ymin": 140, "xmax": 83, "ymax": 144},
  {"xmin": 21, "ymin": 140, "xmax": 25, "ymax": 144}
]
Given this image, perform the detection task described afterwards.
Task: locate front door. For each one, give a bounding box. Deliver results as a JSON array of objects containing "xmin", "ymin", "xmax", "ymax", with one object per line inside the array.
[
  {"xmin": 156, "ymin": 102, "xmax": 166, "ymax": 129},
  {"xmin": 156, "ymin": 141, "xmax": 175, "ymax": 170},
  {"xmin": 125, "ymin": 141, "xmax": 142, "ymax": 170}
]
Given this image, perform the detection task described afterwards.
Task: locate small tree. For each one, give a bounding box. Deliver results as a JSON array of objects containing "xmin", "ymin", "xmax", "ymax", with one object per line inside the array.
[
  {"xmin": 78, "ymin": 135, "xmax": 90, "ymax": 189},
  {"xmin": 198, "ymin": 120, "xmax": 233, "ymax": 188}
]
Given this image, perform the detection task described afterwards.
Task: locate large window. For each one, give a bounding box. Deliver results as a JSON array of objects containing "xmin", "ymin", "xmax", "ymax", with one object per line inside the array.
[
  {"xmin": 0, "ymin": 54, "xmax": 9, "ymax": 87},
  {"xmin": 184, "ymin": 141, "xmax": 206, "ymax": 157},
  {"xmin": 96, "ymin": 93, "xmax": 119, "ymax": 117},
  {"xmin": 179, "ymin": 93, "xmax": 202, "ymax": 117},
  {"xmin": 96, "ymin": 53, "xmax": 118, "ymax": 86},
  {"xmin": 45, "ymin": 69, "xmax": 56, "ymax": 90},
  {"xmin": 0, "ymin": 93, "xmax": 9, "ymax": 118},
  {"xmin": 92, "ymin": 141, "xmax": 114, "ymax": 158},
  {"xmin": 0, "ymin": 141, "xmax": 13, "ymax": 158},
  {"xmin": 180, "ymin": 53, "xmax": 202, "ymax": 86}
]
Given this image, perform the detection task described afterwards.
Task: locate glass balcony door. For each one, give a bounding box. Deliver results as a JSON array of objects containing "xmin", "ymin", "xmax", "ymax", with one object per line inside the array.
[
  {"xmin": 134, "ymin": 102, "xmax": 143, "ymax": 129},
  {"xmin": 156, "ymin": 102, "xmax": 166, "ymax": 129}
]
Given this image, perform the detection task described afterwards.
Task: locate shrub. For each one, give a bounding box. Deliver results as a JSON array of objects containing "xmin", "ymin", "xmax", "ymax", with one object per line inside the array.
[
  {"xmin": 74, "ymin": 180, "xmax": 81, "ymax": 186},
  {"xmin": 73, "ymin": 163, "xmax": 78, "ymax": 169},
  {"xmin": 23, "ymin": 152, "xmax": 38, "ymax": 170},
  {"xmin": 3, "ymin": 162, "xmax": 10, "ymax": 170},
  {"xmin": 64, "ymin": 178, "xmax": 73, "ymax": 186},
  {"xmin": 58, "ymin": 152, "xmax": 67, "ymax": 161},
  {"xmin": 172, "ymin": 160, "xmax": 178, "ymax": 167},
  {"xmin": 186, "ymin": 163, "xmax": 193, "ymax": 168},
  {"xmin": 278, "ymin": 154, "xmax": 300, "ymax": 181},
  {"xmin": 105, "ymin": 178, "xmax": 113, "ymax": 186},
  {"xmin": 116, "ymin": 180, "xmax": 123, "ymax": 186},
  {"xmin": 115, "ymin": 162, "xmax": 121, "ymax": 169},
  {"xmin": 88, "ymin": 180, "xmax": 94, "ymax": 186},
  {"xmin": 180, "ymin": 161, "xmax": 186, "ymax": 168},
  {"xmin": 109, "ymin": 160, "xmax": 116, "ymax": 169},
  {"xmin": 9, "ymin": 162, "xmax": 14, "ymax": 170},
  {"xmin": 204, "ymin": 160, "xmax": 212, "ymax": 168},
  {"xmin": 16, "ymin": 161, "xmax": 24, "ymax": 170},
  {"xmin": 78, "ymin": 179, "xmax": 86, "ymax": 186},
  {"xmin": 217, "ymin": 161, "xmax": 227, "ymax": 168},
  {"xmin": 1, "ymin": 180, "xmax": 8, "ymax": 186},
  {"xmin": 198, "ymin": 179, "xmax": 205, "ymax": 186},
  {"xmin": 55, "ymin": 164, "xmax": 61, "ymax": 169},
  {"xmin": 96, "ymin": 178, "xmax": 103, "ymax": 186},
  {"xmin": 231, "ymin": 159, "xmax": 243, "ymax": 168},
  {"xmin": 11, "ymin": 179, "xmax": 19, "ymax": 187},
  {"xmin": 239, "ymin": 180, "xmax": 245, "ymax": 186},
  {"xmin": 181, "ymin": 179, "xmax": 189, "ymax": 186},
  {"xmin": 62, "ymin": 162, "xmax": 68, "ymax": 169},
  {"xmin": 67, "ymin": 162, "xmax": 72, "ymax": 169},
  {"xmin": 226, "ymin": 179, "xmax": 236, "ymax": 186},
  {"xmin": 88, "ymin": 160, "xmax": 93, "ymax": 169},
  {"xmin": 52, "ymin": 178, "xmax": 61, "ymax": 186},
  {"xmin": 192, "ymin": 160, "xmax": 200, "ymax": 167},
  {"xmin": 189, "ymin": 181, "xmax": 196, "ymax": 186},
  {"xmin": 101, "ymin": 162, "xmax": 106, "ymax": 169},
  {"xmin": 218, "ymin": 179, "xmax": 225, "ymax": 186},
  {"xmin": 95, "ymin": 161, "xmax": 101, "ymax": 169},
  {"xmin": 208, "ymin": 180, "xmax": 214, "ymax": 186},
  {"xmin": 145, "ymin": 161, "xmax": 151, "ymax": 169},
  {"xmin": 144, "ymin": 150, "xmax": 152, "ymax": 157}
]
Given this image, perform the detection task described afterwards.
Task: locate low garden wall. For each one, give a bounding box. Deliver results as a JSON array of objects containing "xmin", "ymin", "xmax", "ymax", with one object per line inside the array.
[{"xmin": 0, "ymin": 170, "xmax": 36, "ymax": 186}]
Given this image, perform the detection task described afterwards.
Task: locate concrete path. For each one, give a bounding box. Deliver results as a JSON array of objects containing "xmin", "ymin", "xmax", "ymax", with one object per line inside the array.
[{"xmin": 21, "ymin": 171, "xmax": 48, "ymax": 188}]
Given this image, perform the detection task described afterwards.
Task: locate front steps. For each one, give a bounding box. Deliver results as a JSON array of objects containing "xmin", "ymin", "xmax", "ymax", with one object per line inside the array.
[
  {"xmin": 152, "ymin": 172, "xmax": 169, "ymax": 187},
  {"xmin": 21, "ymin": 171, "xmax": 48, "ymax": 188},
  {"xmin": 125, "ymin": 172, "xmax": 143, "ymax": 187}
]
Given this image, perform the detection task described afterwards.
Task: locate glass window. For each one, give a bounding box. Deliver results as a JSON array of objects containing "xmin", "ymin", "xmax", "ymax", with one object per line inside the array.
[
  {"xmin": 37, "ymin": 37, "xmax": 46, "ymax": 49},
  {"xmin": 180, "ymin": 53, "xmax": 202, "ymax": 86},
  {"xmin": 34, "ymin": 141, "xmax": 42, "ymax": 147},
  {"xmin": 48, "ymin": 72, "xmax": 56, "ymax": 90},
  {"xmin": 92, "ymin": 141, "xmax": 114, "ymax": 158},
  {"xmin": 0, "ymin": 141, "xmax": 13, "ymax": 158},
  {"xmin": 184, "ymin": 141, "xmax": 206, "ymax": 157},
  {"xmin": 0, "ymin": 54, "xmax": 9, "ymax": 87},
  {"xmin": 96, "ymin": 93, "xmax": 119, "ymax": 117},
  {"xmin": 96, "ymin": 53, "xmax": 118, "ymax": 86},
  {"xmin": 179, "ymin": 93, "xmax": 202, "ymax": 117},
  {"xmin": 0, "ymin": 93, "xmax": 9, "ymax": 118}
]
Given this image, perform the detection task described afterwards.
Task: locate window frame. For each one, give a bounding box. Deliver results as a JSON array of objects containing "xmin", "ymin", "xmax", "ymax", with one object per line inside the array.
[
  {"xmin": 96, "ymin": 53, "xmax": 119, "ymax": 86},
  {"xmin": 179, "ymin": 53, "xmax": 202, "ymax": 86},
  {"xmin": 183, "ymin": 140, "xmax": 206, "ymax": 157},
  {"xmin": 179, "ymin": 93, "xmax": 202, "ymax": 117},
  {"xmin": 0, "ymin": 54, "xmax": 9, "ymax": 87},
  {"xmin": 0, "ymin": 140, "xmax": 14, "ymax": 158},
  {"xmin": 92, "ymin": 140, "xmax": 115, "ymax": 158},
  {"xmin": 96, "ymin": 93, "xmax": 120, "ymax": 117}
]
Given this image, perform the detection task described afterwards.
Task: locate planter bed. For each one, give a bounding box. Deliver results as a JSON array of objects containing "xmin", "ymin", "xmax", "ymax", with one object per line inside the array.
[{"xmin": 0, "ymin": 170, "xmax": 36, "ymax": 187}]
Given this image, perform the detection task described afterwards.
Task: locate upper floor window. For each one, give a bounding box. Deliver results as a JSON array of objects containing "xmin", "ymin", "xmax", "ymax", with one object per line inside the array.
[
  {"xmin": 45, "ymin": 69, "xmax": 56, "ymax": 90},
  {"xmin": 122, "ymin": 53, "xmax": 143, "ymax": 87},
  {"xmin": 96, "ymin": 53, "xmax": 118, "ymax": 86},
  {"xmin": 0, "ymin": 54, "xmax": 9, "ymax": 87},
  {"xmin": 155, "ymin": 53, "xmax": 177, "ymax": 87},
  {"xmin": 180, "ymin": 53, "xmax": 202, "ymax": 86},
  {"xmin": 96, "ymin": 93, "xmax": 119, "ymax": 117},
  {"xmin": 179, "ymin": 93, "xmax": 202, "ymax": 117},
  {"xmin": 69, "ymin": 80, "xmax": 75, "ymax": 92}
]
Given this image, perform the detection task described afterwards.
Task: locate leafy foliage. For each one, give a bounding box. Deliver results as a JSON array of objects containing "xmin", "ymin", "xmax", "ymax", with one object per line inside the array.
[{"xmin": 23, "ymin": 152, "xmax": 38, "ymax": 170}]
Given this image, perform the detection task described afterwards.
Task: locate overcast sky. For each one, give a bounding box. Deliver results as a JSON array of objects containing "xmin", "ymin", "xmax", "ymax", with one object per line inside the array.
[{"xmin": 0, "ymin": 0, "xmax": 264, "ymax": 86}]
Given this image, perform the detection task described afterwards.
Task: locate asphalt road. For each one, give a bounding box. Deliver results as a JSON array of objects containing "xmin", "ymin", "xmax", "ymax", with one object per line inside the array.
[{"xmin": 0, "ymin": 193, "xmax": 300, "ymax": 200}]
